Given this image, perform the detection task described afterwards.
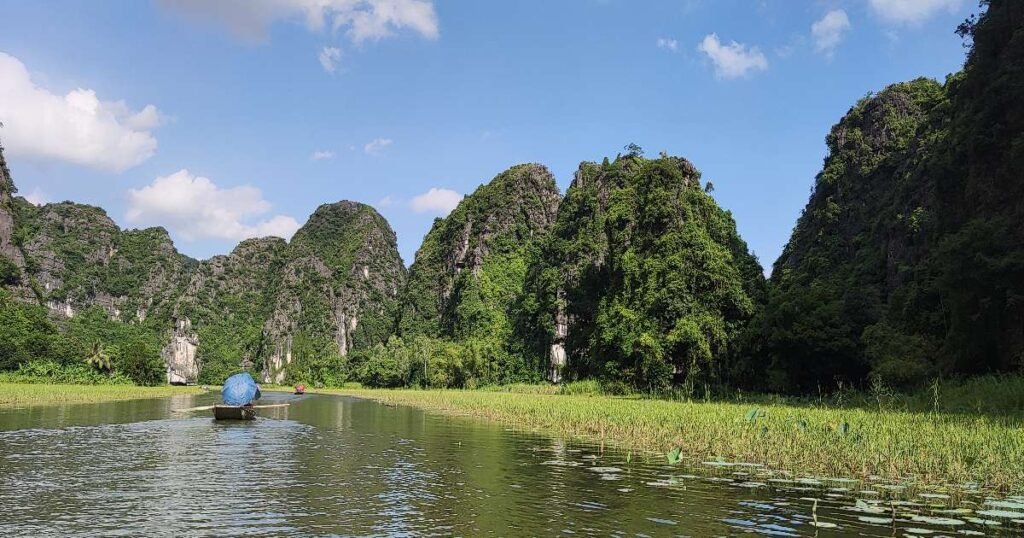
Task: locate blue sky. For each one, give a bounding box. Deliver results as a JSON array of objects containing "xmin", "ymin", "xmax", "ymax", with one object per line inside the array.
[{"xmin": 0, "ymin": 0, "xmax": 976, "ymax": 268}]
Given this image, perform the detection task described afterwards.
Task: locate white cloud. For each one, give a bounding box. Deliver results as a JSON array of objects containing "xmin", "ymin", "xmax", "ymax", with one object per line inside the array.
[
  {"xmin": 812, "ymin": 9, "xmax": 851, "ymax": 55},
  {"xmin": 376, "ymin": 195, "xmax": 394, "ymax": 208},
  {"xmin": 126, "ymin": 169, "xmax": 300, "ymax": 242},
  {"xmin": 656, "ymin": 37, "xmax": 679, "ymax": 52},
  {"xmin": 160, "ymin": 0, "xmax": 439, "ymax": 43},
  {"xmin": 867, "ymin": 0, "xmax": 961, "ymax": 24},
  {"xmin": 319, "ymin": 46, "xmax": 342, "ymax": 73},
  {"xmin": 364, "ymin": 137, "xmax": 392, "ymax": 155},
  {"xmin": 0, "ymin": 52, "xmax": 161, "ymax": 172},
  {"xmin": 775, "ymin": 44, "xmax": 796, "ymax": 58},
  {"xmin": 697, "ymin": 33, "xmax": 768, "ymax": 79},
  {"xmin": 22, "ymin": 187, "xmax": 48, "ymax": 206},
  {"xmin": 311, "ymin": 149, "xmax": 335, "ymax": 160},
  {"xmin": 410, "ymin": 187, "xmax": 461, "ymax": 215}
]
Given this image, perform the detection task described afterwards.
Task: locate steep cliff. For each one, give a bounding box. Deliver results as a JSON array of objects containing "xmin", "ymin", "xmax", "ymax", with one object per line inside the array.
[
  {"xmin": 8, "ymin": 199, "xmax": 191, "ymax": 323},
  {"xmin": 761, "ymin": 79, "xmax": 947, "ymax": 390},
  {"xmin": 261, "ymin": 201, "xmax": 405, "ymax": 383},
  {"xmin": 398, "ymin": 163, "xmax": 561, "ymax": 348},
  {"xmin": 525, "ymin": 151, "xmax": 766, "ymax": 389},
  {"xmin": 173, "ymin": 237, "xmax": 288, "ymax": 383},
  {"xmin": 0, "ymin": 144, "xmax": 31, "ymax": 302},
  {"xmin": 761, "ymin": 0, "xmax": 1024, "ymax": 390}
]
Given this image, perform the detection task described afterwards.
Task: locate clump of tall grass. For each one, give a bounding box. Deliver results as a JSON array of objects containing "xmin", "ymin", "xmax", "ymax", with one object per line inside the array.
[
  {"xmin": 337, "ymin": 383, "xmax": 1024, "ymax": 494},
  {"xmin": 559, "ymin": 379, "xmax": 603, "ymax": 396},
  {"xmin": 477, "ymin": 383, "xmax": 561, "ymax": 395}
]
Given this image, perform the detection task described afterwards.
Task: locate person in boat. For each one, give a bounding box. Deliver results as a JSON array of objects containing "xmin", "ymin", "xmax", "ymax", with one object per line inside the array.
[{"xmin": 222, "ymin": 372, "xmax": 262, "ymax": 406}]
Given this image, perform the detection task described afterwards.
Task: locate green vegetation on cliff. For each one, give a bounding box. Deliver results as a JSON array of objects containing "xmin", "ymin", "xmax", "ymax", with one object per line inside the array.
[
  {"xmin": 388, "ymin": 164, "xmax": 561, "ymax": 386},
  {"xmin": 761, "ymin": 0, "xmax": 1024, "ymax": 392},
  {"xmin": 0, "ymin": 181, "xmax": 406, "ymax": 387},
  {"xmin": 175, "ymin": 237, "xmax": 288, "ymax": 384},
  {"xmin": 524, "ymin": 150, "xmax": 765, "ymax": 391}
]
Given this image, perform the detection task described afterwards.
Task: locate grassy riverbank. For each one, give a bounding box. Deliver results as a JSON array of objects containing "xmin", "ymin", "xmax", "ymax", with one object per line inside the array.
[
  {"xmin": 330, "ymin": 384, "xmax": 1024, "ymax": 494},
  {"xmin": 0, "ymin": 383, "xmax": 205, "ymax": 407}
]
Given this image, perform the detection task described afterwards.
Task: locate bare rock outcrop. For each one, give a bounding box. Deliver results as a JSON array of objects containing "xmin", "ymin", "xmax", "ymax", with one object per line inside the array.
[{"xmin": 163, "ymin": 317, "xmax": 199, "ymax": 385}]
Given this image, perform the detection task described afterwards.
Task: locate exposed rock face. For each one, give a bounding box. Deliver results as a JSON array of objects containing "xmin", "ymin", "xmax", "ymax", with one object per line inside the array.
[
  {"xmin": 548, "ymin": 289, "xmax": 568, "ymax": 383},
  {"xmin": 163, "ymin": 318, "xmax": 199, "ymax": 384},
  {"xmin": 9, "ymin": 200, "xmax": 190, "ymax": 322},
  {"xmin": 172, "ymin": 237, "xmax": 287, "ymax": 383},
  {"xmin": 398, "ymin": 164, "xmax": 561, "ymax": 341}
]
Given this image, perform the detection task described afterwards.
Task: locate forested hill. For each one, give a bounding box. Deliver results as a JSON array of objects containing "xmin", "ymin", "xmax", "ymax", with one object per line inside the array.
[
  {"xmin": 392, "ymin": 164, "xmax": 561, "ymax": 383},
  {"xmin": 521, "ymin": 151, "xmax": 765, "ymax": 390},
  {"xmin": 0, "ymin": 1, "xmax": 1020, "ymax": 392},
  {"xmin": 0, "ymin": 158, "xmax": 405, "ymax": 385},
  {"xmin": 760, "ymin": 0, "xmax": 1024, "ymax": 392}
]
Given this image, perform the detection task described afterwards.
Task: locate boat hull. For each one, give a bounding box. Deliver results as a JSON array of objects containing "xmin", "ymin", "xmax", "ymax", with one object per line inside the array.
[{"xmin": 213, "ymin": 405, "xmax": 257, "ymax": 420}]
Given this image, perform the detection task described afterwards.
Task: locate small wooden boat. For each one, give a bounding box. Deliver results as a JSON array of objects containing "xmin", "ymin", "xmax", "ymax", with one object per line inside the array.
[
  {"xmin": 213, "ymin": 404, "xmax": 257, "ymax": 421},
  {"xmin": 294, "ymin": 383, "xmax": 306, "ymax": 395}
]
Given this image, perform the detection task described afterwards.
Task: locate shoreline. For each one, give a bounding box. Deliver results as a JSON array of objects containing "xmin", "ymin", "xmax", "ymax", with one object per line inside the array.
[
  {"xmin": 325, "ymin": 388, "xmax": 1024, "ymax": 495},
  {"xmin": 0, "ymin": 383, "xmax": 205, "ymax": 407}
]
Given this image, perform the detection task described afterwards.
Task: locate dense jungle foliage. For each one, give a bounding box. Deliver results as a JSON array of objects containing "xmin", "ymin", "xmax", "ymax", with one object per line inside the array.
[
  {"xmin": 0, "ymin": 1, "xmax": 1020, "ymax": 393},
  {"xmin": 761, "ymin": 0, "xmax": 1024, "ymax": 392},
  {"xmin": 521, "ymin": 151, "xmax": 766, "ymax": 391},
  {"xmin": 394, "ymin": 164, "xmax": 561, "ymax": 386}
]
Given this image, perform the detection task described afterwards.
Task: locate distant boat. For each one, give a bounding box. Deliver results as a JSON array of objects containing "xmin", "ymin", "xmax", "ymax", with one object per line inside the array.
[{"xmin": 294, "ymin": 384, "xmax": 306, "ymax": 395}]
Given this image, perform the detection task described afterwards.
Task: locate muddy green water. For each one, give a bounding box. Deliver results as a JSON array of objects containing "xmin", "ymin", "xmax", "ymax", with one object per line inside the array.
[{"xmin": 0, "ymin": 392, "xmax": 1020, "ymax": 537}]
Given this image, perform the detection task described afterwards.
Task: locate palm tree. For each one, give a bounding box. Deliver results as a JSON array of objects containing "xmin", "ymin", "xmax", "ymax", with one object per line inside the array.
[{"xmin": 85, "ymin": 341, "xmax": 112, "ymax": 372}]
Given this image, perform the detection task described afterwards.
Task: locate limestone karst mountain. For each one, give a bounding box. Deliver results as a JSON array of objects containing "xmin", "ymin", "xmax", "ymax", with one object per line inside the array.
[
  {"xmin": 2, "ymin": 0, "xmax": 1021, "ymax": 391},
  {"xmin": 398, "ymin": 164, "xmax": 561, "ymax": 342},
  {"xmin": 389, "ymin": 163, "xmax": 562, "ymax": 384},
  {"xmin": 760, "ymin": 0, "xmax": 1024, "ymax": 391},
  {"xmin": 521, "ymin": 152, "xmax": 766, "ymax": 388},
  {"xmin": 0, "ymin": 150, "xmax": 405, "ymax": 384},
  {"xmin": 260, "ymin": 201, "xmax": 405, "ymax": 383}
]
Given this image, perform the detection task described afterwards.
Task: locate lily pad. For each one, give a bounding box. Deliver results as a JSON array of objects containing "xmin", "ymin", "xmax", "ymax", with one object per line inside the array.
[
  {"xmin": 910, "ymin": 515, "xmax": 965, "ymax": 526},
  {"xmin": 976, "ymin": 509, "xmax": 1024, "ymax": 519},
  {"xmin": 857, "ymin": 516, "xmax": 893, "ymax": 525}
]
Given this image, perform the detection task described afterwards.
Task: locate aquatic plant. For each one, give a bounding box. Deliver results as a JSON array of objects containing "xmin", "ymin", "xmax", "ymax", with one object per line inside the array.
[{"xmin": 337, "ymin": 388, "xmax": 1024, "ymax": 493}]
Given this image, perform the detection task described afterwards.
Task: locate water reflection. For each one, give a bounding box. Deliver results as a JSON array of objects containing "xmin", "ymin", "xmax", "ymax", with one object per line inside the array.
[{"xmin": 0, "ymin": 393, "xmax": 1021, "ymax": 536}]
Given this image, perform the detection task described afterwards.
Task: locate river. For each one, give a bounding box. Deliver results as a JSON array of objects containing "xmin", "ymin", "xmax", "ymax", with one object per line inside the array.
[{"xmin": 0, "ymin": 391, "xmax": 1018, "ymax": 536}]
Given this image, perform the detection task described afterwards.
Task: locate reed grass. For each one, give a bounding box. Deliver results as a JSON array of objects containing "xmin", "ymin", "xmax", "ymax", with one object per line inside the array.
[
  {"xmin": 331, "ymin": 386, "xmax": 1024, "ymax": 494},
  {"xmin": 0, "ymin": 383, "xmax": 204, "ymax": 407}
]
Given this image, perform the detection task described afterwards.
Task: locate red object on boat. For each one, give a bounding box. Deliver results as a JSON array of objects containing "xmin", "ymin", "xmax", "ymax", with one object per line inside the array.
[{"xmin": 294, "ymin": 384, "xmax": 305, "ymax": 394}]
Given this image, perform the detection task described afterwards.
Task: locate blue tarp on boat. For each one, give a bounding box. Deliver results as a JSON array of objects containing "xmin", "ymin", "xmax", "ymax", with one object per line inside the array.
[{"xmin": 222, "ymin": 373, "xmax": 261, "ymax": 406}]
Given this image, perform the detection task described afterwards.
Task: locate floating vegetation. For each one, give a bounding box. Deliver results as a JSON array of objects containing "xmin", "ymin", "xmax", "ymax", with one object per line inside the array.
[
  {"xmin": 909, "ymin": 515, "xmax": 965, "ymax": 526},
  {"xmin": 986, "ymin": 499, "xmax": 1024, "ymax": 510},
  {"xmin": 976, "ymin": 509, "xmax": 1024, "ymax": 519},
  {"xmin": 919, "ymin": 493, "xmax": 951, "ymax": 500}
]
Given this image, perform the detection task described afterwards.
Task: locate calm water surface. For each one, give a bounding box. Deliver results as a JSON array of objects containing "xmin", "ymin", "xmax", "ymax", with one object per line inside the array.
[{"xmin": 0, "ymin": 392, "xmax": 1020, "ymax": 537}]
